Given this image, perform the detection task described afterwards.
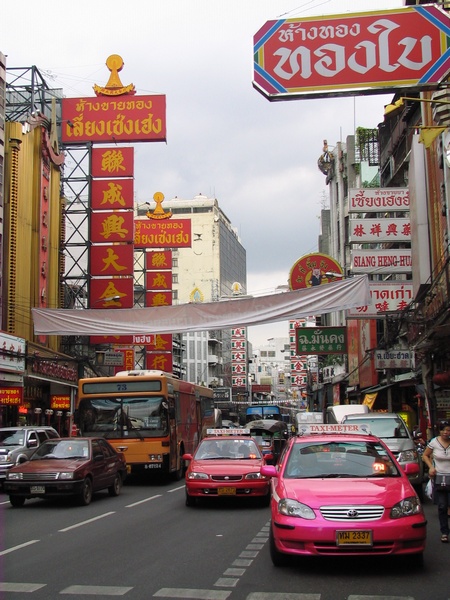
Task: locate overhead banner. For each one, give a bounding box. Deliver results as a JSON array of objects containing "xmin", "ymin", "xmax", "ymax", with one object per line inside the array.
[{"xmin": 32, "ymin": 275, "xmax": 370, "ymax": 336}]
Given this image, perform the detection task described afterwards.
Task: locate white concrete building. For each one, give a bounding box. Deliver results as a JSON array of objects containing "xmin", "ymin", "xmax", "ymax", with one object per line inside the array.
[{"xmin": 136, "ymin": 194, "xmax": 246, "ymax": 387}]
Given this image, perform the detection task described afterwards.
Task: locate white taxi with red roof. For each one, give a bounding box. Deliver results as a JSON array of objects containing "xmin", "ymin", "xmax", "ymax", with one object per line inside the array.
[
  {"xmin": 262, "ymin": 424, "xmax": 427, "ymax": 565},
  {"xmin": 183, "ymin": 429, "xmax": 271, "ymax": 506}
]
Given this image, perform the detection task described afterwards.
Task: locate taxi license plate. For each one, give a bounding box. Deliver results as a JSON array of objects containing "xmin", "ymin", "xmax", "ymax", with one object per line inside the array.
[
  {"xmin": 336, "ymin": 530, "xmax": 372, "ymax": 546},
  {"xmin": 218, "ymin": 487, "xmax": 236, "ymax": 496},
  {"xmin": 30, "ymin": 485, "xmax": 45, "ymax": 494}
]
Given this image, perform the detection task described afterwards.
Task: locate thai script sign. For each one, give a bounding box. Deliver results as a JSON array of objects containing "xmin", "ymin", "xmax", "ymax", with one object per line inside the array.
[
  {"xmin": 0, "ymin": 332, "xmax": 25, "ymax": 373},
  {"xmin": 296, "ymin": 326, "xmax": 347, "ymax": 355},
  {"xmin": 0, "ymin": 387, "xmax": 23, "ymax": 405},
  {"xmin": 347, "ymin": 281, "xmax": 414, "ymax": 318},
  {"xmin": 374, "ymin": 349, "xmax": 413, "ymax": 370},
  {"xmin": 213, "ymin": 387, "xmax": 232, "ymax": 402},
  {"xmin": 349, "ymin": 218, "xmax": 411, "ymax": 243},
  {"xmin": 61, "ymin": 95, "xmax": 166, "ymax": 143},
  {"xmin": 253, "ymin": 6, "xmax": 450, "ymax": 100},
  {"xmin": 50, "ymin": 395, "xmax": 71, "ymax": 410},
  {"xmin": 351, "ymin": 250, "xmax": 412, "ymax": 274},
  {"xmin": 134, "ymin": 219, "xmax": 192, "ymax": 248},
  {"xmin": 349, "ymin": 188, "xmax": 409, "ymax": 213}
]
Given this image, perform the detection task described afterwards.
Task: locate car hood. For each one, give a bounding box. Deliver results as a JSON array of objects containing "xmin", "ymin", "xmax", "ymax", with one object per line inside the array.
[
  {"xmin": 378, "ymin": 438, "xmax": 414, "ymax": 453},
  {"xmin": 277, "ymin": 477, "xmax": 415, "ymax": 508},
  {"xmin": 9, "ymin": 459, "xmax": 88, "ymax": 473},
  {"xmin": 190, "ymin": 458, "xmax": 263, "ymax": 474}
]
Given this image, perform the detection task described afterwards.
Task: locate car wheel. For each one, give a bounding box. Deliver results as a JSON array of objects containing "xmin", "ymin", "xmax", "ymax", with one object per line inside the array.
[
  {"xmin": 9, "ymin": 495, "xmax": 25, "ymax": 508},
  {"xmin": 78, "ymin": 478, "xmax": 93, "ymax": 506},
  {"xmin": 269, "ymin": 525, "xmax": 286, "ymax": 566},
  {"xmin": 185, "ymin": 489, "xmax": 196, "ymax": 507},
  {"xmin": 108, "ymin": 473, "xmax": 122, "ymax": 497}
]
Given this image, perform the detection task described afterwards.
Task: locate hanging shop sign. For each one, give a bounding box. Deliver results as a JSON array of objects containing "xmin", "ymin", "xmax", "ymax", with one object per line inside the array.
[
  {"xmin": 134, "ymin": 219, "xmax": 192, "ymax": 248},
  {"xmin": 351, "ymin": 249, "xmax": 412, "ymax": 274},
  {"xmin": 253, "ymin": 5, "xmax": 450, "ymax": 101},
  {"xmin": 296, "ymin": 326, "xmax": 347, "ymax": 355},
  {"xmin": 289, "ymin": 253, "xmax": 343, "ymax": 290},
  {"xmin": 0, "ymin": 332, "xmax": 25, "ymax": 373},
  {"xmin": 0, "ymin": 387, "xmax": 23, "ymax": 406},
  {"xmin": 50, "ymin": 395, "xmax": 71, "ymax": 410},
  {"xmin": 213, "ymin": 387, "xmax": 232, "ymax": 402},
  {"xmin": 374, "ymin": 349, "xmax": 413, "ymax": 370},
  {"xmin": 91, "ymin": 147, "xmax": 134, "ymax": 178},
  {"xmin": 347, "ymin": 281, "xmax": 414, "ymax": 318},
  {"xmin": 349, "ymin": 188, "xmax": 409, "ymax": 213},
  {"xmin": 349, "ymin": 218, "xmax": 411, "ymax": 243}
]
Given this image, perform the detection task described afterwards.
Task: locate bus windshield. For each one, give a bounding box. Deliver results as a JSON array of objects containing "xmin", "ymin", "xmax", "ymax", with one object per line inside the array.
[{"xmin": 77, "ymin": 396, "xmax": 169, "ymax": 438}]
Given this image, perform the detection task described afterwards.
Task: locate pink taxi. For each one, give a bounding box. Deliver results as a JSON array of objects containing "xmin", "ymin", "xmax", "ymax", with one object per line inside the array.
[
  {"xmin": 262, "ymin": 424, "xmax": 427, "ymax": 565},
  {"xmin": 183, "ymin": 429, "xmax": 271, "ymax": 506}
]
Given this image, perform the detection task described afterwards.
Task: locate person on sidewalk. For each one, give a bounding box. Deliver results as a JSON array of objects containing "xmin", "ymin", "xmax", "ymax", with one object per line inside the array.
[{"xmin": 423, "ymin": 420, "xmax": 450, "ymax": 542}]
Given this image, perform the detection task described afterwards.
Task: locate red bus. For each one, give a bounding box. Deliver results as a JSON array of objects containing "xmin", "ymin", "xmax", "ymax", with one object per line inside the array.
[{"xmin": 76, "ymin": 370, "xmax": 215, "ymax": 479}]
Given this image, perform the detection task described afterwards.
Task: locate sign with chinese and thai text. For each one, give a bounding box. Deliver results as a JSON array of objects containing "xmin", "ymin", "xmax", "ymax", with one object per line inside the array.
[
  {"xmin": 295, "ymin": 326, "xmax": 347, "ymax": 355},
  {"xmin": 347, "ymin": 281, "xmax": 414, "ymax": 318},
  {"xmin": 374, "ymin": 349, "xmax": 413, "ymax": 370},
  {"xmin": 253, "ymin": 6, "xmax": 450, "ymax": 100},
  {"xmin": 349, "ymin": 188, "xmax": 409, "ymax": 213},
  {"xmin": 61, "ymin": 95, "xmax": 166, "ymax": 143},
  {"xmin": 349, "ymin": 218, "xmax": 411, "ymax": 243},
  {"xmin": 351, "ymin": 249, "xmax": 412, "ymax": 274},
  {"xmin": 50, "ymin": 395, "xmax": 71, "ymax": 410}
]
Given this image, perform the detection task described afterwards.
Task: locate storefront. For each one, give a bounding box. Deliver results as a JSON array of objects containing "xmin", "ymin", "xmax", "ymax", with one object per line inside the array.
[{"xmin": 0, "ymin": 332, "xmax": 26, "ymax": 427}]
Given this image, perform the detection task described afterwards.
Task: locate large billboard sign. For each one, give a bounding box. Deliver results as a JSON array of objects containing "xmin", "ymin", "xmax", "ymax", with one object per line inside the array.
[{"xmin": 253, "ymin": 5, "xmax": 450, "ymax": 101}]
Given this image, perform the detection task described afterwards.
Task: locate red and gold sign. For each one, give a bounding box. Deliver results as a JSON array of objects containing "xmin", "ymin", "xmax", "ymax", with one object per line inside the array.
[
  {"xmin": 0, "ymin": 387, "xmax": 23, "ymax": 405},
  {"xmin": 146, "ymin": 352, "xmax": 173, "ymax": 373},
  {"xmin": 113, "ymin": 348, "xmax": 135, "ymax": 374},
  {"xmin": 61, "ymin": 95, "xmax": 166, "ymax": 144},
  {"xmin": 146, "ymin": 291, "xmax": 172, "ymax": 307},
  {"xmin": 146, "ymin": 250, "xmax": 173, "ymax": 270},
  {"xmin": 90, "ymin": 244, "xmax": 134, "ymax": 277},
  {"xmin": 91, "ymin": 179, "xmax": 134, "ymax": 210},
  {"xmin": 92, "ymin": 147, "xmax": 134, "ymax": 178},
  {"xmin": 90, "ymin": 211, "xmax": 134, "ymax": 243},
  {"xmin": 89, "ymin": 278, "xmax": 134, "ymax": 308},
  {"xmin": 51, "ymin": 395, "xmax": 71, "ymax": 410},
  {"xmin": 146, "ymin": 271, "xmax": 172, "ymax": 291},
  {"xmin": 289, "ymin": 253, "xmax": 343, "ymax": 290},
  {"xmin": 91, "ymin": 335, "xmax": 134, "ymax": 345},
  {"xmin": 135, "ymin": 219, "xmax": 192, "ymax": 248}
]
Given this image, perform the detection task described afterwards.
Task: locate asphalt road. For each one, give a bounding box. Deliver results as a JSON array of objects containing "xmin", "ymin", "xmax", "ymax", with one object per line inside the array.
[{"xmin": 1, "ymin": 477, "xmax": 449, "ymax": 600}]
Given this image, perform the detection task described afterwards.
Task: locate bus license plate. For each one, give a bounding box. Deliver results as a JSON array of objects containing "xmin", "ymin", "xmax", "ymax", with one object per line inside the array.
[
  {"xmin": 30, "ymin": 485, "xmax": 45, "ymax": 494},
  {"xmin": 336, "ymin": 530, "xmax": 372, "ymax": 546},
  {"xmin": 218, "ymin": 487, "xmax": 236, "ymax": 496}
]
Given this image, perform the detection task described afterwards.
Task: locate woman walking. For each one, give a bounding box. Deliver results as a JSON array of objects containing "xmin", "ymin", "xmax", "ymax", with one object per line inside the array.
[{"xmin": 422, "ymin": 420, "xmax": 450, "ymax": 542}]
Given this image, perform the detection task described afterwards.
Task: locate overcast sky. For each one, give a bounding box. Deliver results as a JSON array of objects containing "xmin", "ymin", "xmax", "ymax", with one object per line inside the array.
[{"xmin": 3, "ymin": 0, "xmax": 404, "ymax": 346}]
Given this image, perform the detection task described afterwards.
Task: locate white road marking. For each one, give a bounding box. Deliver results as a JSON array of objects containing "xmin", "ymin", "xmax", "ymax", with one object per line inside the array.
[
  {"xmin": 168, "ymin": 485, "xmax": 185, "ymax": 493},
  {"xmin": 126, "ymin": 494, "xmax": 162, "ymax": 507},
  {"xmin": 0, "ymin": 582, "xmax": 46, "ymax": 592},
  {"xmin": 59, "ymin": 512, "xmax": 116, "ymax": 532},
  {"xmin": 0, "ymin": 540, "xmax": 40, "ymax": 556},
  {"xmin": 248, "ymin": 595, "xmax": 321, "ymax": 600},
  {"xmin": 154, "ymin": 589, "xmax": 231, "ymax": 599},
  {"xmin": 214, "ymin": 578, "xmax": 239, "ymax": 588},
  {"xmin": 60, "ymin": 584, "xmax": 132, "ymax": 595}
]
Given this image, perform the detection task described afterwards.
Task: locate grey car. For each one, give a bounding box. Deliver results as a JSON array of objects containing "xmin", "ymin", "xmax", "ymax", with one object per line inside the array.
[
  {"xmin": 342, "ymin": 412, "xmax": 424, "ymax": 498},
  {"xmin": 0, "ymin": 426, "xmax": 59, "ymax": 484}
]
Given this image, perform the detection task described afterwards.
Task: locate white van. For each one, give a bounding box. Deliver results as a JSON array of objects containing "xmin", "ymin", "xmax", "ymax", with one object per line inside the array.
[{"xmin": 325, "ymin": 404, "xmax": 369, "ymax": 424}]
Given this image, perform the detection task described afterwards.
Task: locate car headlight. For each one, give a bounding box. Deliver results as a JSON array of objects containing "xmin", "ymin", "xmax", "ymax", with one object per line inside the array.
[
  {"xmin": 245, "ymin": 472, "xmax": 265, "ymax": 480},
  {"xmin": 58, "ymin": 472, "xmax": 74, "ymax": 480},
  {"xmin": 7, "ymin": 472, "xmax": 21, "ymax": 480},
  {"xmin": 278, "ymin": 498, "xmax": 316, "ymax": 519},
  {"xmin": 390, "ymin": 496, "xmax": 422, "ymax": 518},
  {"xmin": 397, "ymin": 449, "xmax": 418, "ymax": 463},
  {"xmin": 187, "ymin": 472, "xmax": 209, "ymax": 480}
]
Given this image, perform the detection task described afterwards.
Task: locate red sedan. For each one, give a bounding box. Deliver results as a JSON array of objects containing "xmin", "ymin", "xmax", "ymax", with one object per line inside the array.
[
  {"xmin": 4, "ymin": 437, "xmax": 127, "ymax": 507},
  {"xmin": 183, "ymin": 429, "xmax": 272, "ymax": 506}
]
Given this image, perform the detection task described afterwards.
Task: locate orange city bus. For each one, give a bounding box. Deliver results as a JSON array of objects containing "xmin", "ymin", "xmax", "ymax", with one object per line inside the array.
[{"xmin": 76, "ymin": 370, "xmax": 215, "ymax": 479}]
